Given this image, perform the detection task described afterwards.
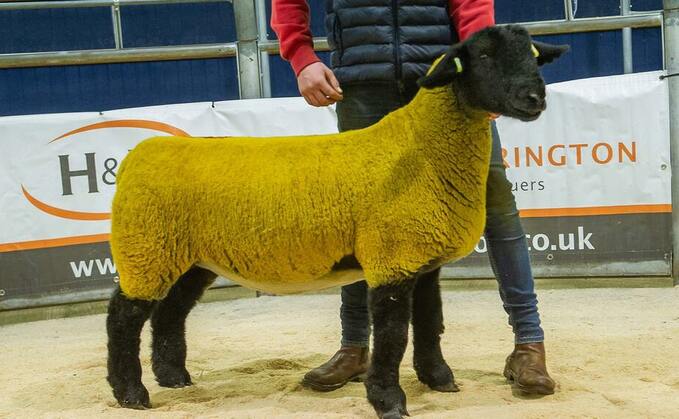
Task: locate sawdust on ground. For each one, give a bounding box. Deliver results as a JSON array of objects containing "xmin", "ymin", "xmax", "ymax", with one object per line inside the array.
[{"xmin": 2, "ymin": 286, "xmax": 679, "ymax": 418}]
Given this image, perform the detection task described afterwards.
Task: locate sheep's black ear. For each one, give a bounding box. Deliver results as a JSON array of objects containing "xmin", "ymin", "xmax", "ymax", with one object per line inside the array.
[
  {"xmin": 533, "ymin": 41, "xmax": 570, "ymax": 66},
  {"xmin": 418, "ymin": 45, "xmax": 464, "ymax": 88}
]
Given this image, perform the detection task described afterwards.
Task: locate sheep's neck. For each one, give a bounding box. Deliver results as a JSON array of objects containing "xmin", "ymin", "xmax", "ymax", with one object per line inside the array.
[
  {"xmin": 394, "ymin": 86, "xmax": 492, "ymax": 185},
  {"xmin": 353, "ymin": 85, "xmax": 493, "ymax": 270},
  {"xmin": 362, "ymin": 85, "xmax": 493, "ymax": 250},
  {"xmin": 402, "ymin": 85, "xmax": 490, "ymax": 148}
]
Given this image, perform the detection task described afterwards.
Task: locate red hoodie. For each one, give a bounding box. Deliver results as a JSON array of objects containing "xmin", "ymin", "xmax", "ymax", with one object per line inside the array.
[{"xmin": 271, "ymin": 0, "xmax": 495, "ymax": 76}]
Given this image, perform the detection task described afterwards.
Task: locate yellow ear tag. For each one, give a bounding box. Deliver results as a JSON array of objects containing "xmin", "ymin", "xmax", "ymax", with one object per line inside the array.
[
  {"xmin": 531, "ymin": 44, "xmax": 540, "ymax": 58},
  {"xmin": 454, "ymin": 57, "xmax": 463, "ymax": 73}
]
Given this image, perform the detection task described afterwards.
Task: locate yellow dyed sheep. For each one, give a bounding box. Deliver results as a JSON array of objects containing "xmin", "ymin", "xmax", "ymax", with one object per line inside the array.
[
  {"xmin": 106, "ymin": 25, "xmax": 567, "ymax": 418},
  {"xmin": 112, "ymin": 84, "xmax": 490, "ymax": 300}
]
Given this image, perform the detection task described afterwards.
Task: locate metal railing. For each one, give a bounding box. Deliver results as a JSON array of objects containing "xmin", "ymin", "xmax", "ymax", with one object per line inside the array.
[
  {"xmin": 0, "ymin": 0, "xmax": 666, "ymax": 87},
  {"xmin": 0, "ymin": 0, "xmax": 245, "ymax": 91},
  {"xmin": 0, "ymin": 44, "xmax": 237, "ymax": 68},
  {"xmin": 257, "ymin": 13, "xmax": 664, "ymax": 55},
  {"xmin": 0, "ymin": 1, "xmax": 238, "ymax": 63},
  {"xmin": 0, "ymin": 0, "xmax": 229, "ymax": 9}
]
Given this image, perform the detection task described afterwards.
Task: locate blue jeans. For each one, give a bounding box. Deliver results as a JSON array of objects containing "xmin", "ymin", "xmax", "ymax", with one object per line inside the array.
[{"xmin": 335, "ymin": 82, "xmax": 544, "ymax": 346}]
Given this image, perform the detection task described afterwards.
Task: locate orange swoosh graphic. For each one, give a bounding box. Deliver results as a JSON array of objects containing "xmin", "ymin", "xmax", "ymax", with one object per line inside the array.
[
  {"xmin": 50, "ymin": 119, "xmax": 190, "ymax": 143},
  {"xmin": 519, "ymin": 204, "xmax": 672, "ymax": 218},
  {"xmin": 0, "ymin": 233, "xmax": 110, "ymax": 253},
  {"xmin": 22, "ymin": 185, "xmax": 111, "ymax": 221}
]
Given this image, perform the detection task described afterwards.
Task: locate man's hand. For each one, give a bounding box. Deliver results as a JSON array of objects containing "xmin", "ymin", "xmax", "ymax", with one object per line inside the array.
[{"xmin": 297, "ymin": 62, "xmax": 343, "ymax": 107}]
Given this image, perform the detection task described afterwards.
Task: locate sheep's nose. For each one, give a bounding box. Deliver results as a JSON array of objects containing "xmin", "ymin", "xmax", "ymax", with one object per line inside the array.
[{"xmin": 527, "ymin": 92, "xmax": 546, "ymax": 110}]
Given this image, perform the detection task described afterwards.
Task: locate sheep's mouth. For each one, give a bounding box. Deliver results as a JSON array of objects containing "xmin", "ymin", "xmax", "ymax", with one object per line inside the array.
[{"xmin": 507, "ymin": 106, "xmax": 543, "ymax": 122}]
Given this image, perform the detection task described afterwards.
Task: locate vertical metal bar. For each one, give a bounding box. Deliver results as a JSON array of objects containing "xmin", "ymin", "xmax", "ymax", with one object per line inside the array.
[
  {"xmin": 233, "ymin": 0, "xmax": 263, "ymax": 99},
  {"xmin": 255, "ymin": 0, "xmax": 272, "ymax": 98},
  {"xmin": 111, "ymin": 0, "xmax": 124, "ymax": 49},
  {"xmin": 622, "ymin": 0, "xmax": 634, "ymax": 73},
  {"xmin": 565, "ymin": 0, "xmax": 575, "ymax": 20},
  {"xmin": 665, "ymin": 0, "xmax": 679, "ymax": 284},
  {"xmin": 661, "ymin": 11, "xmax": 667, "ymax": 70}
]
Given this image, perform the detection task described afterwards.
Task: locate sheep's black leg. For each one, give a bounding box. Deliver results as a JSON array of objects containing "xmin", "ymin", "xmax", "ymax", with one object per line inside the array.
[
  {"xmin": 412, "ymin": 268, "xmax": 458, "ymax": 392},
  {"xmin": 366, "ymin": 280, "xmax": 415, "ymax": 419},
  {"xmin": 107, "ymin": 287, "xmax": 156, "ymax": 409},
  {"xmin": 151, "ymin": 267, "xmax": 216, "ymax": 388}
]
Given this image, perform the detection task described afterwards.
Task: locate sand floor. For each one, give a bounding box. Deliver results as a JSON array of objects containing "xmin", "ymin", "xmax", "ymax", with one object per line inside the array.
[{"xmin": 2, "ymin": 285, "xmax": 679, "ymax": 418}]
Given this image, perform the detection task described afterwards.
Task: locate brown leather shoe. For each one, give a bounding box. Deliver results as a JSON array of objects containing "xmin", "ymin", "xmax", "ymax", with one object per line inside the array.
[
  {"xmin": 302, "ymin": 346, "xmax": 369, "ymax": 392},
  {"xmin": 503, "ymin": 342, "xmax": 556, "ymax": 395}
]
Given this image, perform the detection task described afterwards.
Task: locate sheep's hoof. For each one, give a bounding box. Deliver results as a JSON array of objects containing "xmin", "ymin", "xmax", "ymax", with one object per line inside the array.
[
  {"xmin": 115, "ymin": 385, "xmax": 151, "ymax": 409},
  {"xmin": 155, "ymin": 366, "xmax": 193, "ymax": 388},
  {"xmin": 430, "ymin": 382, "xmax": 460, "ymax": 393},
  {"xmin": 381, "ymin": 407, "xmax": 409, "ymax": 419},
  {"xmin": 367, "ymin": 383, "xmax": 409, "ymax": 419},
  {"xmin": 415, "ymin": 361, "xmax": 458, "ymax": 392}
]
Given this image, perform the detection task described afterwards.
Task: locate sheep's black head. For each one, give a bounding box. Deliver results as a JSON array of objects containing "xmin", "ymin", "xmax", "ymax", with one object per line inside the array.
[{"xmin": 417, "ymin": 25, "xmax": 569, "ymax": 122}]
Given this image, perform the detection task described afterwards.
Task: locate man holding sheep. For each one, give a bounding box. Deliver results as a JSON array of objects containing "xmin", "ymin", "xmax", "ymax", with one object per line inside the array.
[{"xmin": 271, "ymin": 0, "xmax": 556, "ymax": 396}]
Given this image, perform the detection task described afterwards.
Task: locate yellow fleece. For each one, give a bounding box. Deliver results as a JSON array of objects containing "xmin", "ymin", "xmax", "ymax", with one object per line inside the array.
[{"xmin": 111, "ymin": 83, "xmax": 491, "ymax": 300}]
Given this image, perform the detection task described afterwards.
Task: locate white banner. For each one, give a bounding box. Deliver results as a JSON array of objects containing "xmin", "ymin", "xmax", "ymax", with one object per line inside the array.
[
  {"xmin": 498, "ymin": 70, "xmax": 671, "ymax": 217},
  {"xmin": 0, "ymin": 71, "xmax": 670, "ymax": 250},
  {"xmin": 0, "ymin": 99, "xmax": 337, "ymax": 249}
]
